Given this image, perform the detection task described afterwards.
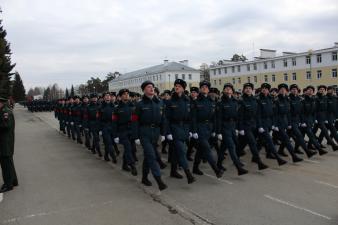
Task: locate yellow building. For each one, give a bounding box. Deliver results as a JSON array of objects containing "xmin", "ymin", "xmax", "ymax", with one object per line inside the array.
[
  {"xmin": 109, "ymin": 60, "xmax": 200, "ymax": 93},
  {"xmin": 209, "ymin": 43, "xmax": 338, "ymax": 92}
]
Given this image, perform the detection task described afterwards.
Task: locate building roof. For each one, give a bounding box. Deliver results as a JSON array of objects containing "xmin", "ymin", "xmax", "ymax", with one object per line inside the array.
[{"xmin": 114, "ymin": 61, "xmax": 198, "ymax": 81}]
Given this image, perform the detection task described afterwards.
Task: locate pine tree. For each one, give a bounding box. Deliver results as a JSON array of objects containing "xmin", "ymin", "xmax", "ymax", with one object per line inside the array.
[
  {"xmin": 65, "ymin": 88, "xmax": 69, "ymax": 98},
  {"xmin": 70, "ymin": 85, "xmax": 75, "ymax": 97},
  {"xmin": 12, "ymin": 71, "xmax": 26, "ymax": 101},
  {"xmin": 0, "ymin": 16, "xmax": 16, "ymax": 97}
]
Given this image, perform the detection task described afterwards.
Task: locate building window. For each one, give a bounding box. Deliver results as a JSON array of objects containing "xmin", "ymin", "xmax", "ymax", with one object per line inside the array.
[
  {"xmin": 224, "ymin": 67, "xmax": 227, "ymax": 74},
  {"xmin": 317, "ymin": 54, "xmax": 322, "ymax": 63},
  {"xmin": 247, "ymin": 77, "xmax": 251, "ymax": 83},
  {"xmin": 283, "ymin": 59, "xmax": 288, "ymax": 67},
  {"xmin": 264, "ymin": 62, "xmax": 267, "ymax": 69},
  {"xmin": 232, "ymin": 66, "xmax": 235, "ymax": 73},
  {"xmin": 332, "ymin": 68, "xmax": 337, "ymax": 78},
  {"xmin": 247, "ymin": 64, "xmax": 250, "ymax": 71},
  {"xmin": 214, "ymin": 80, "xmax": 217, "ymax": 85},
  {"xmin": 182, "ymin": 74, "xmax": 185, "ymax": 80},
  {"xmin": 213, "ymin": 70, "xmax": 216, "ymax": 75},
  {"xmin": 272, "ymin": 74, "xmax": 276, "ymax": 82},
  {"xmin": 232, "ymin": 78, "xmax": 236, "ymax": 84},
  {"xmin": 175, "ymin": 74, "xmax": 178, "ymax": 79},
  {"xmin": 306, "ymin": 71, "xmax": 311, "ymax": 80},
  {"xmin": 284, "ymin": 73, "xmax": 288, "ymax": 81},
  {"xmin": 292, "ymin": 58, "xmax": 296, "ymax": 66},
  {"xmin": 306, "ymin": 56, "xmax": 311, "ymax": 64},
  {"xmin": 254, "ymin": 76, "xmax": 257, "ymax": 83},
  {"xmin": 218, "ymin": 68, "xmax": 221, "ymax": 75},
  {"xmin": 253, "ymin": 63, "xmax": 257, "ymax": 70},
  {"xmin": 264, "ymin": 75, "xmax": 268, "ymax": 82},
  {"xmin": 237, "ymin": 65, "xmax": 241, "ymax": 72},
  {"xmin": 219, "ymin": 79, "xmax": 221, "ymax": 85},
  {"xmin": 188, "ymin": 74, "xmax": 192, "ymax": 80},
  {"xmin": 317, "ymin": 70, "xmax": 322, "ymax": 79},
  {"xmin": 292, "ymin": 72, "xmax": 297, "ymax": 80},
  {"xmin": 238, "ymin": 78, "xmax": 241, "ymax": 84},
  {"xmin": 332, "ymin": 52, "xmax": 337, "ymax": 61},
  {"xmin": 271, "ymin": 61, "xmax": 275, "ymax": 68}
]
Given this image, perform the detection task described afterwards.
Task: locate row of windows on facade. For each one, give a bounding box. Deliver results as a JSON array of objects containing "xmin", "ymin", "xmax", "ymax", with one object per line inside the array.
[
  {"xmin": 212, "ymin": 51, "xmax": 338, "ymax": 76},
  {"xmin": 212, "ymin": 68, "xmax": 338, "ymax": 86},
  {"xmin": 111, "ymin": 73, "xmax": 193, "ymax": 87}
]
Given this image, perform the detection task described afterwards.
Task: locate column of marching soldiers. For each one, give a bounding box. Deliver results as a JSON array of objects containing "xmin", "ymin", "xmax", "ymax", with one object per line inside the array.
[{"xmin": 26, "ymin": 80, "xmax": 338, "ymax": 191}]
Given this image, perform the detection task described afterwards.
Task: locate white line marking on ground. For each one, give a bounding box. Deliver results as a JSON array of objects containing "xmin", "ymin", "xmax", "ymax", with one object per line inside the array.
[
  {"xmin": 264, "ymin": 194, "xmax": 331, "ymax": 220},
  {"xmin": 304, "ymin": 159, "xmax": 320, "ymax": 164},
  {"xmin": 204, "ymin": 173, "xmax": 233, "ymax": 185},
  {"xmin": 0, "ymin": 193, "xmax": 3, "ymax": 203},
  {"xmin": 314, "ymin": 180, "xmax": 338, "ymax": 189}
]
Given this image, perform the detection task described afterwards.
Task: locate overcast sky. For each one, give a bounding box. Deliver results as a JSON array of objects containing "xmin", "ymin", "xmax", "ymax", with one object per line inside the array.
[{"xmin": 1, "ymin": 0, "xmax": 338, "ymax": 89}]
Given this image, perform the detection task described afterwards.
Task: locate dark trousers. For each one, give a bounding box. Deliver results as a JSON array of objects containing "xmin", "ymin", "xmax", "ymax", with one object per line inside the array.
[
  {"xmin": 120, "ymin": 135, "xmax": 135, "ymax": 166},
  {"xmin": 172, "ymin": 139, "xmax": 189, "ymax": 170},
  {"xmin": 141, "ymin": 138, "xmax": 161, "ymax": 177},
  {"xmin": 315, "ymin": 122, "xmax": 336, "ymax": 146},
  {"xmin": 276, "ymin": 128, "xmax": 295, "ymax": 155},
  {"xmin": 0, "ymin": 156, "xmax": 18, "ymax": 187},
  {"xmin": 102, "ymin": 125, "xmax": 115, "ymax": 159},
  {"xmin": 319, "ymin": 122, "xmax": 338, "ymax": 144},
  {"xmin": 220, "ymin": 128, "xmax": 241, "ymax": 166},
  {"xmin": 194, "ymin": 138, "xmax": 217, "ymax": 169},
  {"xmin": 258, "ymin": 128, "xmax": 279, "ymax": 156}
]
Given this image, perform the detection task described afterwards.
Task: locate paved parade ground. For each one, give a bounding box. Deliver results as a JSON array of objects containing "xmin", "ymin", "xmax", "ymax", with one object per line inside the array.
[{"xmin": 0, "ymin": 106, "xmax": 338, "ymax": 225}]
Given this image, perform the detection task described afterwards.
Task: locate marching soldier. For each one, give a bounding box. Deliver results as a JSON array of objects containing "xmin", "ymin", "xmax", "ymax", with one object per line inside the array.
[
  {"xmin": 237, "ymin": 83, "xmax": 269, "ymax": 170},
  {"xmin": 86, "ymin": 94, "xmax": 102, "ymax": 156},
  {"xmin": 256, "ymin": 83, "xmax": 288, "ymax": 165},
  {"xmin": 301, "ymin": 86, "xmax": 328, "ymax": 155},
  {"xmin": 131, "ymin": 81, "xmax": 167, "ymax": 190},
  {"xmin": 71, "ymin": 96, "xmax": 83, "ymax": 144},
  {"xmin": 273, "ymin": 83, "xmax": 303, "ymax": 162},
  {"xmin": 81, "ymin": 95, "xmax": 91, "ymax": 150},
  {"xmin": 112, "ymin": 89, "xmax": 137, "ymax": 175},
  {"xmin": 98, "ymin": 92, "xmax": 117, "ymax": 163},
  {"xmin": 0, "ymin": 93, "xmax": 18, "ymax": 193},
  {"xmin": 186, "ymin": 87, "xmax": 199, "ymax": 161},
  {"xmin": 165, "ymin": 79, "xmax": 196, "ymax": 184},
  {"xmin": 191, "ymin": 80, "xmax": 224, "ymax": 178},
  {"xmin": 216, "ymin": 83, "xmax": 249, "ymax": 175}
]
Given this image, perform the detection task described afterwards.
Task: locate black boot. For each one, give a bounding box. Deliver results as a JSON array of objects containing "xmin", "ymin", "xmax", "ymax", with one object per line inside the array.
[
  {"xmin": 184, "ymin": 169, "xmax": 196, "ymax": 184},
  {"xmin": 318, "ymin": 148, "xmax": 328, "ymax": 155},
  {"xmin": 278, "ymin": 148, "xmax": 288, "ymax": 157},
  {"xmin": 305, "ymin": 149, "xmax": 317, "ymax": 158},
  {"xmin": 122, "ymin": 163, "xmax": 131, "ymax": 172},
  {"xmin": 292, "ymin": 154, "xmax": 303, "ymax": 163},
  {"xmin": 104, "ymin": 153, "xmax": 110, "ymax": 161},
  {"xmin": 130, "ymin": 165, "xmax": 138, "ymax": 176},
  {"xmin": 142, "ymin": 177, "xmax": 152, "ymax": 186},
  {"xmin": 294, "ymin": 149, "xmax": 304, "ymax": 155},
  {"xmin": 158, "ymin": 160, "xmax": 167, "ymax": 169},
  {"xmin": 192, "ymin": 165, "xmax": 204, "ymax": 175},
  {"xmin": 266, "ymin": 152, "xmax": 276, "ymax": 159},
  {"xmin": 235, "ymin": 164, "xmax": 248, "ymax": 176},
  {"xmin": 170, "ymin": 164, "xmax": 183, "ymax": 179},
  {"xmin": 331, "ymin": 144, "xmax": 338, "ymax": 151},
  {"xmin": 212, "ymin": 165, "xmax": 224, "ymax": 178},
  {"xmin": 254, "ymin": 157, "xmax": 268, "ymax": 170},
  {"xmin": 154, "ymin": 176, "xmax": 167, "ymax": 191},
  {"xmin": 275, "ymin": 154, "xmax": 287, "ymax": 166}
]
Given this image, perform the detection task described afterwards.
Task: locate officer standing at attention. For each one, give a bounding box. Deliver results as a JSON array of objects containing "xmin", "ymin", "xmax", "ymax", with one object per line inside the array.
[
  {"xmin": 165, "ymin": 79, "xmax": 196, "ymax": 184},
  {"xmin": 132, "ymin": 81, "xmax": 168, "ymax": 191},
  {"xmin": 112, "ymin": 88, "xmax": 137, "ymax": 176},
  {"xmin": 237, "ymin": 83, "xmax": 269, "ymax": 170},
  {"xmin": 191, "ymin": 80, "xmax": 224, "ymax": 178},
  {"xmin": 0, "ymin": 92, "xmax": 18, "ymax": 193}
]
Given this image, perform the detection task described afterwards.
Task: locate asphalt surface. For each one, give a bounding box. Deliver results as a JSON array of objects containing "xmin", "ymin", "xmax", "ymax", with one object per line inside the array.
[{"xmin": 0, "ymin": 105, "xmax": 338, "ymax": 225}]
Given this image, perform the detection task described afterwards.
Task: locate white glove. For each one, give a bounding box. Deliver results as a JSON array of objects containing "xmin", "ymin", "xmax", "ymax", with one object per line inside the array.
[
  {"xmin": 274, "ymin": 127, "xmax": 279, "ymax": 132},
  {"xmin": 135, "ymin": 139, "xmax": 141, "ymax": 145},
  {"xmin": 70, "ymin": 122, "xmax": 74, "ymax": 125},
  {"xmin": 217, "ymin": 134, "xmax": 223, "ymax": 140},
  {"xmin": 258, "ymin": 128, "xmax": 265, "ymax": 133},
  {"xmin": 301, "ymin": 123, "xmax": 307, "ymax": 128},
  {"xmin": 99, "ymin": 131, "xmax": 102, "ymax": 135},
  {"xmin": 211, "ymin": 132, "xmax": 216, "ymax": 137},
  {"xmin": 166, "ymin": 134, "xmax": 173, "ymax": 141},
  {"xmin": 239, "ymin": 130, "xmax": 245, "ymax": 136},
  {"xmin": 325, "ymin": 120, "xmax": 328, "ymax": 124},
  {"xmin": 272, "ymin": 125, "xmax": 275, "ymax": 130},
  {"xmin": 235, "ymin": 130, "xmax": 239, "ymax": 135},
  {"xmin": 192, "ymin": 133, "xmax": 199, "ymax": 139},
  {"xmin": 160, "ymin": 136, "xmax": 165, "ymax": 142},
  {"xmin": 287, "ymin": 125, "xmax": 292, "ymax": 129},
  {"xmin": 189, "ymin": 132, "xmax": 192, "ymax": 138},
  {"xmin": 78, "ymin": 125, "xmax": 82, "ymax": 128},
  {"xmin": 315, "ymin": 120, "xmax": 318, "ymax": 124},
  {"xmin": 114, "ymin": 137, "xmax": 119, "ymax": 144}
]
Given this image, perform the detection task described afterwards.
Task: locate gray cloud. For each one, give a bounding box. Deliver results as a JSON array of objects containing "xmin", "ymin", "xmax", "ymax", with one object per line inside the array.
[{"xmin": 1, "ymin": 0, "xmax": 337, "ymax": 89}]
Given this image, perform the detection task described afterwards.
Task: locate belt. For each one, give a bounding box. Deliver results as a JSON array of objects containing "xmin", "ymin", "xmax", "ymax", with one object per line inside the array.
[
  {"xmin": 141, "ymin": 123, "xmax": 159, "ymax": 128},
  {"xmin": 198, "ymin": 120, "xmax": 210, "ymax": 123}
]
